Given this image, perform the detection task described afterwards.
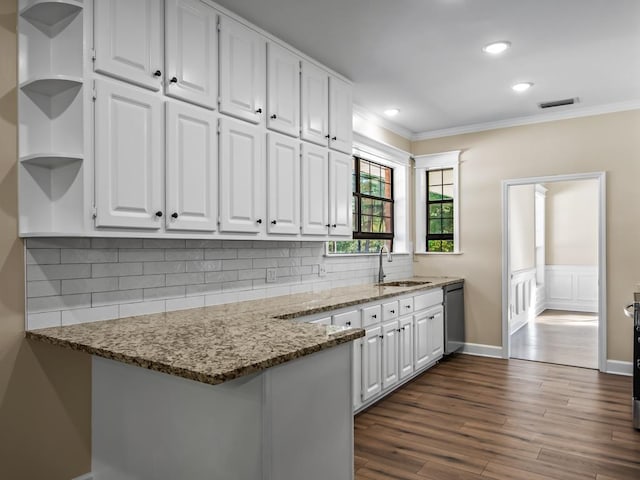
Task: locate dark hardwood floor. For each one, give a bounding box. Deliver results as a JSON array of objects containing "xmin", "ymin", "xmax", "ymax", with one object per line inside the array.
[{"xmin": 354, "ymin": 354, "xmax": 640, "ymax": 480}]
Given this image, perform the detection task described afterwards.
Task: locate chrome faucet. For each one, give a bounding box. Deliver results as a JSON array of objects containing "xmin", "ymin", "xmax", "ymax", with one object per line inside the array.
[{"xmin": 378, "ymin": 245, "xmax": 392, "ymax": 283}]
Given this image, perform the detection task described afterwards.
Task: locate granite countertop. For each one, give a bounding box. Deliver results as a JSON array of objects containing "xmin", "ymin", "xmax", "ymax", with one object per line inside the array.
[{"xmin": 26, "ymin": 276, "xmax": 462, "ymax": 386}]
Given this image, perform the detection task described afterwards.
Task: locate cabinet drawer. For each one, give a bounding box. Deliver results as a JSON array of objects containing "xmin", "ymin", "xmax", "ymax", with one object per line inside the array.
[
  {"xmin": 382, "ymin": 301, "xmax": 399, "ymax": 321},
  {"xmin": 414, "ymin": 289, "xmax": 443, "ymax": 312},
  {"xmin": 310, "ymin": 316, "xmax": 331, "ymax": 325},
  {"xmin": 333, "ymin": 310, "xmax": 360, "ymax": 328},
  {"xmin": 399, "ymin": 297, "xmax": 414, "ymax": 316},
  {"xmin": 361, "ymin": 305, "xmax": 382, "ymax": 327}
]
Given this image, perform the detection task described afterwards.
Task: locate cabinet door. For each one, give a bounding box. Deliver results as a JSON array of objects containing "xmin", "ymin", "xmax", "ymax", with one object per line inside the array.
[
  {"xmin": 95, "ymin": 81, "xmax": 164, "ymax": 229},
  {"xmin": 94, "ymin": 0, "xmax": 163, "ymax": 91},
  {"xmin": 428, "ymin": 305, "xmax": 445, "ymax": 360},
  {"xmin": 300, "ymin": 61, "xmax": 328, "ymax": 146},
  {"xmin": 267, "ymin": 43, "xmax": 300, "ymax": 137},
  {"xmin": 328, "ymin": 76, "xmax": 353, "ymax": 154},
  {"xmin": 300, "ymin": 143, "xmax": 328, "ymax": 235},
  {"xmin": 267, "ymin": 133, "xmax": 300, "ymax": 235},
  {"xmin": 381, "ymin": 320, "xmax": 399, "ymax": 390},
  {"xmin": 165, "ymin": 0, "xmax": 217, "ymax": 109},
  {"xmin": 165, "ymin": 103, "xmax": 217, "ymax": 231},
  {"xmin": 219, "ymin": 118, "xmax": 265, "ymax": 232},
  {"xmin": 353, "ymin": 339, "xmax": 362, "ymax": 411},
  {"xmin": 414, "ymin": 311, "xmax": 430, "ymax": 370},
  {"xmin": 398, "ymin": 316, "xmax": 414, "ymax": 380},
  {"xmin": 219, "ymin": 16, "xmax": 266, "ymax": 124},
  {"xmin": 361, "ymin": 326, "xmax": 382, "ymax": 402},
  {"xmin": 329, "ymin": 152, "xmax": 353, "ymax": 237}
]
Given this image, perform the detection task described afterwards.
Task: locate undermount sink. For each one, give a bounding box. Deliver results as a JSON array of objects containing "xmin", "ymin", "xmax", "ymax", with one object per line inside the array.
[{"xmin": 378, "ymin": 280, "xmax": 432, "ymax": 288}]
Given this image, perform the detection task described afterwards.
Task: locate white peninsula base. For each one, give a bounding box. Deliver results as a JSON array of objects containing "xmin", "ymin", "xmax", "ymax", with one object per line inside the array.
[{"xmin": 90, "ymin": 343, "xmax": 353, "ymax": 480}]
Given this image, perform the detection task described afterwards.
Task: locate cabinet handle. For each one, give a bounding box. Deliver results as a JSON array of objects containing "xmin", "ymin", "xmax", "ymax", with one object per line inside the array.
[
  {"xmin": 390, "ymin": 310, "xmax": 395, "ymax": 314},
  {"xmin": 154, "ymin": 70, "xmax": 162, "ymax": 77},
  {"xmin": 372, "ymin": 314, "xmax": 377, "ymax": 319},
  {"xmin": 331, "ymin": 136, "xmax": 337, "ymax": 141},
  {"xmin": 396, "ymin": 328, "xmax": 401, "ymax": 332},
  {"xmin": 379, "ymin": 335, "xmax": 384, "ymax": 339},
  {"xmin": 325, "ymin": 224, "xmax": 330, "ymax": 228},
  {"xmin": 405, "ymin": 305, "xmax": 411, "ymax": 309},
  {"xmin": 256, "ymin": 108, "xmax": 263, "ymax": 113},
  {"xmin": 324, "ymin": 134, "xmax": 330, "ymax": 139},
  {"xmin": 270, "ymin": 114, "xmax": 277, "ymax": 119},
  {"xmin": 271, "ymin": 220, "xmax": 277, "ymax": 224},
  {"xmin": 171, "ymin": 212, "xmax": 178, "ymax": 219},
  {"xmin": 170, "ymin": 76, "xmax": 178, "ymax": 83},
  {"xmin": 346, "ymin": 321, "xmax": 351, "ymax": 326},
  {"xmin": 401, "ymin": 327, "xmax": 406, "ymax": 331},
  {"xmin": 256, "ymin": 219, "xmax": 263, "ymax": 224},
  {"xmin": 430, "ymin": 315, "xmax": 435, "ymax": 320},
  {"xmin": 155, "ymin": 211, "xmax": 163, "ymax": 217}
]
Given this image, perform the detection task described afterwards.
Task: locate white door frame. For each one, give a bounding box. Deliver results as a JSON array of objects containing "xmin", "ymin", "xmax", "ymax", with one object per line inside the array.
[{"xmin": 501, "ymin": 172, "xmax": 607, "ymax": 372}]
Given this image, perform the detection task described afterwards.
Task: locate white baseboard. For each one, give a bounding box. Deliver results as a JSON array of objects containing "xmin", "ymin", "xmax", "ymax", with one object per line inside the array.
[
  {"xmin": 461, "ymin": 343, "xmax": 503, "ymax": 358},
  {"xmin": 509, "ymin": 317, "xmax": 528, "ymax": 335},
  {"xmin": 545, "ymin": 302, "xmax": 598, "ymax": 313},
  {"xmin": 72, "ymin": 475, "xmax": 93, "ymax": 480},
  {"xmin": 605, "ymin": 360, "xmax": 633, "ymax": 376}
]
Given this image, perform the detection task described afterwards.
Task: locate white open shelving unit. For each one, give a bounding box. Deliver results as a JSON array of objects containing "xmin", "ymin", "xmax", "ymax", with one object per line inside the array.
[{"xmin": 18, "ymin": 0, "xmax": 86, "ymax": 234}]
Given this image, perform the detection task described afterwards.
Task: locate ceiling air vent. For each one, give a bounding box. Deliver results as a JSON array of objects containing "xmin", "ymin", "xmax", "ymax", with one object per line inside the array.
[{"xmin": 539, "ymin": 97, "xmax": 579, "ymax": 109}]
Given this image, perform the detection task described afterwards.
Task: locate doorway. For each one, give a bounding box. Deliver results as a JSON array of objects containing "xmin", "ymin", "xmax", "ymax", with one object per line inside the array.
[{"xmin": 501, "ymin": 173, "xmax": 606, "ymax": 371}]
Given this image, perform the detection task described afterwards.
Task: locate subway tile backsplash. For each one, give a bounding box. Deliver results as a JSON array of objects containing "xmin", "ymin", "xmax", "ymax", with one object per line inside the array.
[{"xmin": 25, "ymin": 238, "xmax": 413, "ymax": 330}]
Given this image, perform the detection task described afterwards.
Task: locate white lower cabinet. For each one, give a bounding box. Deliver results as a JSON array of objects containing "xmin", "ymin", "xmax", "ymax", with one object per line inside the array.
[
  {"xmin": 427, "ymin": 305, "xmax": 445, "ymax": 360},
  {"xmin": 398, "ymin": 315, "xmax": 414, "ymax": 380},
  {"xmin": 414, "ymin": 310, "xmax": 430, "ymax": 370},
  {"xmin": 381, "ymin": 320, "xmax": 399, "ymax": 390},
  {"xmin": 361, "ymin": 326, "xmax": 382, "ymax": 402}
]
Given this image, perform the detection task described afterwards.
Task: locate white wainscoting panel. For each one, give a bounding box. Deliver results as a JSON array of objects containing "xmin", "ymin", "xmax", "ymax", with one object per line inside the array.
[
  {"xmin": 509, "ymin": 268, "xmax": 537, "ymax": 335},
  {"xmin": 546, "ymin": 265, "xmax": 598, "ymax": 312}
]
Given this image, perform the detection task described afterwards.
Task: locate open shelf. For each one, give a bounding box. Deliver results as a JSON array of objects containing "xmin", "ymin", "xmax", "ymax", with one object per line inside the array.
[
  {"xmin": 20, "ymin": 152, "xmax": 82, "ymax": 168},
  {"xmin": 20, "ymin": 75, "xmax": 82, "ymax": 96},
  {"xmin": 20, "ymin": 0, "xmax": 83, "ymax": 29}
]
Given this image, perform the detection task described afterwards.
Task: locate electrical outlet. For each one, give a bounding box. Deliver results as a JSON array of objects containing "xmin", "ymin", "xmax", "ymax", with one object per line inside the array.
[
  {"xmin": 318, "ymin": 264, "xmax": 327, "ymax": 277},
  {"xmin": 266, "ymin": 268, "xmax": 277, "ymax": 283}
]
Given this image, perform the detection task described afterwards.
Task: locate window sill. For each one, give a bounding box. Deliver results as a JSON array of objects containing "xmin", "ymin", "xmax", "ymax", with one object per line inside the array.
[
  {"xmin": 324, "ymin": 252, "xmax": 412, "ymax": 258},
  {"xmin": 414, "ymin": 251, "xmax": 463, "ymax": 256}
]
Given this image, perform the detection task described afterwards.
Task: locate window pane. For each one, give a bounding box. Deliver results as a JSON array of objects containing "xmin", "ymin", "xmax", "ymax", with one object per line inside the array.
[
  {"xmin": 429, "ymin": 204, "xmax": 442, "ymax": 218},
  {"xmin": 383, "ymin": 202, "xmax": 392, "ymax": 218},
  {"xmin": 429, "ymin": 219, "xmax": 442, "ymax": 234},
  {"xmin": 428, "ymin": 185, "xmax": 443, "ymax": 201},
  {"xmin": 442, "ymin": 218, "xmax": 454, "ymax": 234},
  {"xmin": 441, "ymin": 240, "xmax": 454, "ymax": 252},
  {"xmin": 441, "ymin": 202, "xmax": 454, "ymax": 218},
  {"xmin": 361, "ymin": 198, "xmax": 373, "ymax": 215},
  {"xmin": 442, "ymin": 184, "xmax": 454, "ymax": 200},
  {"xmin": 428, "ymin": 170, "xmax": 442, "ymax": 186},
  {"xmin": 442, "ymin": 168, "xmax": 454, "ymax": 185},
  {"xmin": 428, "ymin": 240, "xmax": 442, "ymax": 252}
]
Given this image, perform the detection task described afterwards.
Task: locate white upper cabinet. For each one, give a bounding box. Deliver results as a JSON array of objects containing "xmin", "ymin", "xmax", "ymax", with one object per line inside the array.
[
  {"xmin": 219, "ymin": 16, "xmax": 266, "ymax": 124},
  {"xmin": 266, "ymin": 43, "xmax": 300, "ymax": 137},
  {"xmin": 165, "ymin": 103, "xmax": 217, "ymax": 232},
  {"xmin": 94, "ymin": 0, "xmax": 163, "ymax": 91},
  {"xmin": 94, "ymin": 80, "xmax": 164, "ymax": 229},
  {"xmin": 218, "ymin": 117, "xmax": 265, "ymax": 233},
  {"xmin": 165, "ymin": 0, "xmax": 218, "ymax": 109},
  {"xmin": 329, "ymin": 152, "xmax": 353, "ymax": 236},
  {"xmin": 328, "ymin": 76, "xmax": 353, "ymax": 154},
  {"xmin": 301, "ymin": 143, "xmax": 329, "ymax": 235},
  {"xmin": 300, "ymin": 60, "xmax": 329, "ymax": 146},
  {"xmin": 267, "ymin": 133, "xmax": 300, "ymax": 235}
]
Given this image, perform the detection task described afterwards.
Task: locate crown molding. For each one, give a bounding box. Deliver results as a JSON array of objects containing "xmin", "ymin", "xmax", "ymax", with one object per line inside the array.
[
  {"xmin": 411, "ymin": 99, "xmax": 640, "ymax": 141},
  {"xmin": 352, "ymin": 104, "xmax": 414, "ymax": 140}
]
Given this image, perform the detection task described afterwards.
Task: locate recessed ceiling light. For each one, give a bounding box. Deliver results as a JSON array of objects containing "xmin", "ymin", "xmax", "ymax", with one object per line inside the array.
[
  {"xmin": 482, "ymin": 41, "xmax": 511, "ymax": 55},
  {"xmin": 384, "ymin": 108, "xmax": 400, "ymax": 117},
  {"xmin": 512, "ymin": 82, "xmax": 534, "ymax": 92}
]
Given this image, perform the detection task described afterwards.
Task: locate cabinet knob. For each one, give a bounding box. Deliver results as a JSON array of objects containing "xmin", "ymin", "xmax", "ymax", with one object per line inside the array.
[
  {"xmin": 346, "ymin": 321, "xmax": 351, "ymax": 326},
  {"xmin": 170, "ymin": 77, "xmax": 178, "ymax": 83},
  {"xmin": 153, "ymin": 70, "xmax": 162, "ymax": 77},
  {"xmin": 372, "ymin": 314, "xmax": 377, "ymax": 319},
  {"xmin": 324, "ymin": 134, "xmax": 330, "ymax": 139},
  {"xmin": 405, "ymin": 305, "xmax": 411, "ymax": 309},
  {"xmin": 256, "ymin": 218, "xmax": 263, "ymax": 224},
  {"xmin": 390, "ymin": 310, "xmax": 395, "ymax": 314},
  {"xmin": 171, "ymin": 212, "xmax": 178, "ymax": 219},
  {"xmin": 270, "ymin": 114, "xmax": 277, "ymax": 119},
  {"xmin": 379, "ymin": 335, "xmax": 384, "ymax": 339},
  {"xmin": 256, "ymin": 108, "xmax": 263, "ymax": 114},
  {"xmin": 271, "ymin": 220, "xmax": 277, "ymax": 224},
  {"xmin": 332, "ymin": 224, "xmax": 337, "ymax": 228},
  {"xmin": 155, "ymin": 211, "xmax": 163, "ymax": 217},
  {"xmin": 325, "ymin": 224, "xmax": 330, "ymax": 228},
  {"xmin": 397, "ymin": 328, "xmax": 401, "ymax": 333},
  {"xmin": 331, "ymin": 136, "xmax": 337, "ymax": 141}
]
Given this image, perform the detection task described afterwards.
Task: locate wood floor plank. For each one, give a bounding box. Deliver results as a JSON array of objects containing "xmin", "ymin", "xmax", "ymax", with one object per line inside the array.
[{"xmin": 354, "ymin": 355, "xmax": 639, "ymax": 480}]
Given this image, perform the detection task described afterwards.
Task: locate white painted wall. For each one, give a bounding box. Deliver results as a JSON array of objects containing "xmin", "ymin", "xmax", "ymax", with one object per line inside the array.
[{"xmin": 508, "ymin": 185, "xmax": 535, "ymax": 272}]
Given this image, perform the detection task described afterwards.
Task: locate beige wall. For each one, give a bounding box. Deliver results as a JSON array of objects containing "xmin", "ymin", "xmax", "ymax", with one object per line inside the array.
[
  {"xmin": 508, "ymin": 184, "xmax": 535, "ymax": 272},
  {"xmin": 0, "ymin": 3, "xmax": 91, "ymax": 478},
  {"xmin": 546, "ymin": 179, "xmax": 599, "ymax": 265},
  {"xmin": 412, "ymin": 110, "xmax": 640, "ymax": 361}
]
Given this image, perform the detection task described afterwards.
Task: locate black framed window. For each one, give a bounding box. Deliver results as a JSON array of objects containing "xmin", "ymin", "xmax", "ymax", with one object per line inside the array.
[
  {"xmin": 426, "ymin": 168, "xmax": 454, "ymax": 252},
  {"xmin": 328, "ymin": 156, "xmax": 394, "ymax": 254}
]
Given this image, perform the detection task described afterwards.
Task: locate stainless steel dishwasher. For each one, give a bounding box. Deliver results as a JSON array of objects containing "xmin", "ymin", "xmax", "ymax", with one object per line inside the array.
[{"xmin": 444, "ymin": 282, "xmax": 465, "ymax": 354}]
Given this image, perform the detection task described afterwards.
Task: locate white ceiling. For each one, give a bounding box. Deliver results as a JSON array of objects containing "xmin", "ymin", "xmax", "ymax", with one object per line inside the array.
[{"xmin": 212, "ymin": 0, "xmax": 640, "ymax": 137}]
